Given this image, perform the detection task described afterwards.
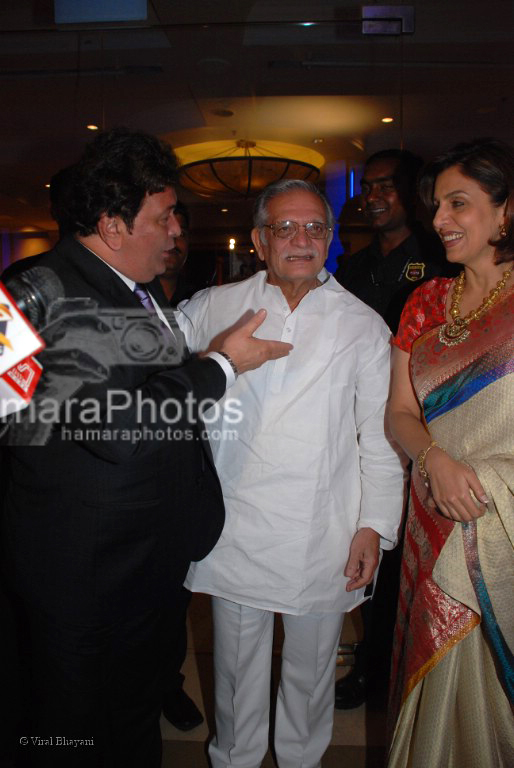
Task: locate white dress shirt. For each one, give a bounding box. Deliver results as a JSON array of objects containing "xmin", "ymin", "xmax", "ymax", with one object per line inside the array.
[{"xmin": 179, "ymin": 269, "xmax": 404, "ymax": 615}]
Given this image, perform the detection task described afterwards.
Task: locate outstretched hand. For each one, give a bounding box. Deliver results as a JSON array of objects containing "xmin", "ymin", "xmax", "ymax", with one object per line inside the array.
[
  {"xmin": 344, "ymin": 527, "xmax": 380, "ymax": 592},
  {"xmin": 424, "ymin": 447, "xmax": 489, "ymax": 522},
  {"xmin": 217, "ymin": 309, "xmax": 293, "ymax": 374}
]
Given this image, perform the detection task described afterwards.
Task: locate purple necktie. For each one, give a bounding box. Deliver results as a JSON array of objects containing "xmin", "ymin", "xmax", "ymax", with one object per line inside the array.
[
  {"xmin": 133, "ymin": 283, "xmax": 190, "ymax": 364},
  {"xmin": 133, "ymin": 283, "xmax": 178, "ymax": 344},
  {"xmin": 134, "ymin": 283, "xmax": 158, "ymax": 315}
]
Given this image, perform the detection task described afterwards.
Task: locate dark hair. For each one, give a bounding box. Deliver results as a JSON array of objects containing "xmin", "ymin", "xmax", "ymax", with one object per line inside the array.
[
  {"xmin": 253, "ymin": 179, "xmax": 334, "ymax": 243},
  {"xmin": 364, "ymin": 149, "xmax": 424, "ymax": 217},
  {"xmin": 419, "ymin": 138, "xmax": 514, "ymax": 264},
  {"xmin": 174, "ymin": 200, "xmax": 190, "ymax": 229},
  {"xmin": 60, "ymin": 127, "xmax": 178, "ymax": 236}
]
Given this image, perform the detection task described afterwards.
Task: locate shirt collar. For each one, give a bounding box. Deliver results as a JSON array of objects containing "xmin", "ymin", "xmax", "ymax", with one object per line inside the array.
[{"xmin": 261, "ymin": 266, "xmax": 335, "ymax": 293}]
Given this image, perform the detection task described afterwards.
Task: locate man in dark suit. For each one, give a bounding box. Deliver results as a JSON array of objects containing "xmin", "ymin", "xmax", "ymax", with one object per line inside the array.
[{"xmin": 0, "ymin": 128, "xmax": 290, "ymax": 767}]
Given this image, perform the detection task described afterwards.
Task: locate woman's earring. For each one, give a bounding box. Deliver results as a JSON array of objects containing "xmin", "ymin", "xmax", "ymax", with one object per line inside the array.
[{"xmin": 499, "ymin": 224, "xmax": 507, "ymax": 238}]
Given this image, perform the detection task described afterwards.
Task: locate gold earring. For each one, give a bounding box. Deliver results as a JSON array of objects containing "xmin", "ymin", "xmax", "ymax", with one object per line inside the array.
[{"xmin": 499, "ymin": 224, "xmax": 507, "ymax": 238}]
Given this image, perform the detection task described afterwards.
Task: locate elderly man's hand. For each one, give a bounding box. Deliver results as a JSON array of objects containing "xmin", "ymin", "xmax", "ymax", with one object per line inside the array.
[
  {"xmin": 344, "ymin": 527, "xmax": 380, "ymax": 592},
  {"xmin": 218, "ymin": 309, "xmax": 293, "ymax": 374}
]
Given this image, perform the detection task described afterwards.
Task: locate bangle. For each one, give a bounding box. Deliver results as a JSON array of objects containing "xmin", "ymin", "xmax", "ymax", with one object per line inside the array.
[
  {"xmin": 417, "ymin": 441, "xmax": 440, "ymax": 480},
  {"xmin": 218, "ymin": 351, "xmax": 239, "ymax": 380}
]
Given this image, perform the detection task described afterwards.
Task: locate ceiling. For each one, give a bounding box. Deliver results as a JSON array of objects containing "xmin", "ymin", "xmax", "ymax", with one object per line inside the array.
[{"xmin": 0, "ymin": 0, "xmax": 512, "ymax": 245}]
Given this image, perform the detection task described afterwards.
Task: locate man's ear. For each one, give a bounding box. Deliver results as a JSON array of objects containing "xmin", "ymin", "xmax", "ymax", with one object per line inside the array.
[
  {"xmin": 97, "ymin": 213, "xmax": 124, "ymax": 250},
  {"xmin": 251, "ymin": 227, "xmax": 266, "ymax": 263}
]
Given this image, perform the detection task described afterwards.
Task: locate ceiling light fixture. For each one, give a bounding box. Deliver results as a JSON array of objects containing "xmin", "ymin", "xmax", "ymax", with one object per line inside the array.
[
  {"xmin": 175, "ymin": 140, "xmax": 324, "ymax": 200},
  {"xmin": 381, "ymin": 117, "xmax": 394, "ymax": 123},
  {"xmin": 87, "ymin": 124, "xmax": 99, "ymax": 131}
]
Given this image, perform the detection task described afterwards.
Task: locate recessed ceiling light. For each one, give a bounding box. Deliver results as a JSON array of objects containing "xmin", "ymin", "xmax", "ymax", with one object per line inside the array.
[
  {"xmin": 87, "ymin": 124, "xmax": 99, "ymax": 131},
  {"xmin": 221, "ymin": 208, "xmax": 228, "ymax": 213},
  {"xmin": 44, "ymin": 183, "xmax": 51, "ymax": 188},
  {"xmin": 381, "ymin": 117, "xmax": 394, "ymax": 123},
  {"xmin": 313, "ymin": 138, "xmax": 324, "ymax": 144}
]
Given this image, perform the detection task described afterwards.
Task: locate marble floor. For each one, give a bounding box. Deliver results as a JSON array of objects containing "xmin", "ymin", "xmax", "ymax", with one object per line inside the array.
[{"xmin": 161, "ymin": 594, "xmax": 389, "ymax": 767}]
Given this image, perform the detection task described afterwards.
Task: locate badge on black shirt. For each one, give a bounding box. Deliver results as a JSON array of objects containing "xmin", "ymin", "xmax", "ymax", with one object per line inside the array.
[{"xmin": 405, "ymin": 262, "xmax": 425, "ymax": 281}]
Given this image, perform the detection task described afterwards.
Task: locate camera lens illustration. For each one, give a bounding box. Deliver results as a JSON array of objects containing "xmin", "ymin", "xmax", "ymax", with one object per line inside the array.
[{"xmin": 119, "ymin": 318, "xmax": 167, "ymax": 362}]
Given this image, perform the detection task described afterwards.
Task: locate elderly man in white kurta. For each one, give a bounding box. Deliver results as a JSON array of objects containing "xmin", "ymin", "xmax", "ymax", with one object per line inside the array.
[{"xmin": 178, "ymin": 180, "xmax": 404, "ymax": 768}]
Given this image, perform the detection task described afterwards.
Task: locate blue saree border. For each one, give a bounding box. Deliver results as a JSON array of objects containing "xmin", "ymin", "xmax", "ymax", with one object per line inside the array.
[
  {"xmin": 462, "ymin": 521, "xmax": 514, "ymax": 703},
  {"xmin": 424, "ymin": 358, "xmax": 514, "ymax": 424}
]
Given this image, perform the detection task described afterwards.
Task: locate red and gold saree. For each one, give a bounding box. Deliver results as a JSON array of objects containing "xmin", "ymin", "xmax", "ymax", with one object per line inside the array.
[{"xmin": 389, "ymin": 281, "xmax": 513, "ymax": 768}]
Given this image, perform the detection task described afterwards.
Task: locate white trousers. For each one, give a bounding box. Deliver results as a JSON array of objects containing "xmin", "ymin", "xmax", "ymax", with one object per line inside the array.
[{"xmin": 208, "ymin": 597, "xmax": 344, "ymax": 768}]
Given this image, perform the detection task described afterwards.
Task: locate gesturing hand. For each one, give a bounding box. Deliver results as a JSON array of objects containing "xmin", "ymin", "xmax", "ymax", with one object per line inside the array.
[{"xmin": 218, "ymin": 309, "xmax": 293, "ymax": 374}]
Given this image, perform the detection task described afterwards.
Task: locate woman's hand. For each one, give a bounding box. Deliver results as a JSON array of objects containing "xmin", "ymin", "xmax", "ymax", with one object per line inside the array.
[
  {"xmin": 388, "ymin": 348, "xmax": 489, "ymax": 524},
  {"xmin": 423, "ymin": 447, "xmax": 489, "ymax": 522}
]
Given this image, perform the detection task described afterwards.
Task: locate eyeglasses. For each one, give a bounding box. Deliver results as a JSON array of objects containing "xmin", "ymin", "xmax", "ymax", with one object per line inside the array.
[{"xmin": 263, "ymin": 220, "xmax": 332, "ymax": 240}]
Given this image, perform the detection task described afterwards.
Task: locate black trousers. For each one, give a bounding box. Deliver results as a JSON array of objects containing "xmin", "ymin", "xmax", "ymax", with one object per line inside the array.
[
  {"xmin": 12, "ymin": 594, "xmax": 182, "ymax": 768},
  {"xmin": 354, "ymin": 509, "xmax": 407, "ymax": 687},
  {"xmin": 357, "ymin": 544, "xmax": 403, "ymax": 683},
  {"xmin": 162, "ymin": 586, "xmax": 192, "ymax": 703}
]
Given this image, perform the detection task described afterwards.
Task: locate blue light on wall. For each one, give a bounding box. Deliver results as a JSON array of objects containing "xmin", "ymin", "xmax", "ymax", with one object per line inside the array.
[
  {"xmin": 349, "ymin": 169, "xmax": 355, "ymax": 199},
  {"xmin": 324, "ymin": 164, "xmax": 347, "ymax": 274},
  {"xmin": 324, "ymin": 164, "xmax": 365, "ymax": 273},
  {"xmin": 54, "ymin": 0, "xmax": 147, "ymax": 23}
]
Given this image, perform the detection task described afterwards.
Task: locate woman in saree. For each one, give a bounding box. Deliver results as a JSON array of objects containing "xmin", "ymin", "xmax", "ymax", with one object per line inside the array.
[{"xmin": 387, "ymin": 138, "xmax": 513, "ymax": 768}]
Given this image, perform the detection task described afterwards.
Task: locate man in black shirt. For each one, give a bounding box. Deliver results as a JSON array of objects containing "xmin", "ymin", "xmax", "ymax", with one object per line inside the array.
[
  {"xmin": 334, "ymin": 149, "xmax": 457, "ymax": 710},
  {"xmin": 335, "ymin": 149, "xmax": 456, "ymax": 333},
  {"xmin": 158, "ymin": 200, "xmax": 204, "ymax": 732},
  {"xmin": 159, "ymin": 201, "xmax": 199, "ymax": 309}
]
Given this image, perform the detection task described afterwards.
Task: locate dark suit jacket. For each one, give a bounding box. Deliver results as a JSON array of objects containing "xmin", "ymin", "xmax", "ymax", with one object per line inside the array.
[{"xmin": 1, "ymin": 236, "xmax": 225, "ymax": 624}]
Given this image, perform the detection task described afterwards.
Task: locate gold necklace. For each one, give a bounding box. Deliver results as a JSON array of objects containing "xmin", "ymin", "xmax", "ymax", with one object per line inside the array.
[{"xmin": 439, "ymin": 267, "xmax": 512, "ymax": 346}]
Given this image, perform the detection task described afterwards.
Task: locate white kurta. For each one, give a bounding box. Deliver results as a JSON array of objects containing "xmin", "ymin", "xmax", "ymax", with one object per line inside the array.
[{"xmin": 179, "ymin": 269, "xmax": 403, "ymax": 615}]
